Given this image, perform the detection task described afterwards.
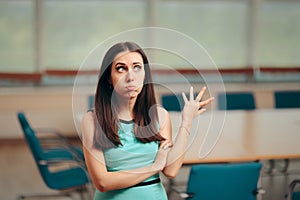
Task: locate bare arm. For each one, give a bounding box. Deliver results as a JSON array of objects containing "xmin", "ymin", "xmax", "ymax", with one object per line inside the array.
[
  {"xmin": 160, "ymin": 86, "xmax": 214, "ymax": 178},
  {"xmin": 82, "ymin": 112, "xmax": 171, "ymax": 192}
]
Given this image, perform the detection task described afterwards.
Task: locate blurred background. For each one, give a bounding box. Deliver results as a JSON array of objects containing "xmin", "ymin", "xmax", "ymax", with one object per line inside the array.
[{"xmin": 0, "ymin": 0, "xmax": 299, "ymax": 200}]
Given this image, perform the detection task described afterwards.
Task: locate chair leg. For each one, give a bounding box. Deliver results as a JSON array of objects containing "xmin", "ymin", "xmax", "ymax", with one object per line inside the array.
[
  {"xmin": 18, "ymin": 185, "xmax": 94, "ymax": 200},
  {"xmin": 17, "ymin": 193, "xmax": 71, "ymax": 200},
  {"xmin": 79, "ymin": 190, "xmax": 85, "ymax": 200},
  {"xmin": 86, "ymin": 183, "xmax": 95, "ymax": 200},
  {"xmin": 279, "ymin": 159, "xmax": 290, "ymax": 173},
  {"xmin": 167, "ymin": 178, "xmax": 175, "ymax": 197},
  {"xmin": 265, "ymin": 159, "xmax": 275, "ymax": 174},
  {"xmin": 77, "ymin": 184, "xmax": 94, "ymax": 200}
]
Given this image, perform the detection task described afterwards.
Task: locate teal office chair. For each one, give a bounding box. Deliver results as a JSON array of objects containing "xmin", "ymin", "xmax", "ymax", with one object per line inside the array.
[
  {"xmin": 277, "ymin": 91, "xmax": 300, "ymax": 199},
  {"xmin": 217, "ymin": 92, "xmax": 256, "ymax": 110},
  {"xmin": 274, "ymin": 91, "xmax": 300, "ymax": 109},
  {"xmin": 17, "ymin": 112, "xmax": 92, "ymax": 200},
  {"xmin": 272, "ymin": 91, "xmax": 300, "ymax": 174},
  {"xmin": 161, "ymin": 92, "xmax": 201, "ymax": 112},
  {"xmin": 173, "ymin": 162, "xmax": 263, "ymax": 200},
  {"xmin": 88, "ymin": 94, "xmax": 94, "ymax": 110},
  {"xmin": 286, "ymin": 180, "xmax": 300, "ymax": 200},
  {"xmin": 161, "ymin": 93, "xmax": 184, "ymax": 112}
]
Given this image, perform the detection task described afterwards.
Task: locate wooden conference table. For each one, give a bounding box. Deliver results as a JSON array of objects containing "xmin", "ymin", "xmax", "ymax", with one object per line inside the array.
[{"xmin": 170, "ymin": 109, "xmax": 300, "ymax": 164}]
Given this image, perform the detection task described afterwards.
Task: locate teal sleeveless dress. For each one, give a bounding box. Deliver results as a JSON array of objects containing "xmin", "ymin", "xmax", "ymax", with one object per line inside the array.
[{"xmin": 94, "ymin": 119, "xmax": 168, "ymax": 200}]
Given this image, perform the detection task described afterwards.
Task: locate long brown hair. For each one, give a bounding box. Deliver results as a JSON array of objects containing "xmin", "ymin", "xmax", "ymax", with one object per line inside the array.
[{"xmin": 93, "ymin": 41, "xmax": 165, "ymax": 150}]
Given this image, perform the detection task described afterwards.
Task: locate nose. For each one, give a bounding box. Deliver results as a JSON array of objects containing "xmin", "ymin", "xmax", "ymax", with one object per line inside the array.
[{"xmin": 126, "ymin": 70, "xmax": 134, "ymax": 83}]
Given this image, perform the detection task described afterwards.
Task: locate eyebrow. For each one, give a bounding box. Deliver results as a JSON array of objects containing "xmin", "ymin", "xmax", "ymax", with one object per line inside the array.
[
  {"xmin": 133, "ymin": 62, "xmax": 143, "ymax": 65},
  {"xmin": 115, "ymin": 62, "xmax": 143, "ymax": 66},
  {"xmin": 115, "ymin": 62, "xmax": 126, "ymax": 66}
]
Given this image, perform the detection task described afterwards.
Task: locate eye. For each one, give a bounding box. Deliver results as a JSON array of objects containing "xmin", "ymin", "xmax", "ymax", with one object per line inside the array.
[
  {"xmin": 133, "ymin": 65, "xmax": 142, "ymax": 71},
  {"xmin": 116, "ymin": 66, "xmax": 126, "ymax": 72}
]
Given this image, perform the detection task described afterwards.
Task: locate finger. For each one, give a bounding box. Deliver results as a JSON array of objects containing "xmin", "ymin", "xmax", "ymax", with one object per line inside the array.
[
  {"xmin": 163, "ymin": 144, "xmax": 172, "ymax": 150},
  {"xmin": 160, "ymin": 140, "xmax": 168, "ymax": 148},
  {"xmin": 196, "ymin": 86, "xmax": 206, "ymax": 102},
  {"xmin": 160, "ymin": 140, "xmax": 173, "ymax": 150},
  {"xmin": 198, "ymin": 108, "xmax": 207, "ymax": 115},
  {"xmin": 190, "ymin": 86, "xmax": 194, "ymax": 100},
  {"xmin": 182, "ymin": 92, "xmax": 188, "ymax": 103},
  {"xmin": 199, "ymin": 97, "xmax": 214, "ymax": 107},
  {"xmin": 162, "ymin": 142, "xmax": 173, "ymax": 150}
]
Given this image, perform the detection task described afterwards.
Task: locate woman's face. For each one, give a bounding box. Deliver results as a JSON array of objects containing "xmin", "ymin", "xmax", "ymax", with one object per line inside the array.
[{"xmin": 110, "ymin": 51, "xmax": 145, "ymax": 99}]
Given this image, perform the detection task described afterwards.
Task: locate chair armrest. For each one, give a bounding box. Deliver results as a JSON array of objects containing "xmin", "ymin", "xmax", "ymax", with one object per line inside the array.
[
  {"xmin": 38, "ymin": 158, "xmax": 90, "ymax": 181},
  {"xmin": 35, "ymin": 127, "xmax": 67, "ymax": 138},
  {"xmin": 35, "ymin": 128, "xmax": 84, "ymax": 162},
  {"xmin": 170, "ymin": 186, "xmax": 264, "ymax": 199},
  {"xmin": 44, "ymin": 144, "xmax": 84, "ymax": 163},
  {"xmin": 39, "ymin": 158, "xmax": 84, "ymax": 167},
  {"xmin": 39, "ymin": 156, "xmax": 87, "ymax": 172},
  {"xmin": 286, "ymin": 179, "xmax": 300, "ymax": 200},
  {"xmin": 35, "ymin": 128, "xmax": 72, "ymax": 145},
  {"xmin": 44, "ymin": 147, "xmax": 84, "ymax": 162},
  {"xmin": 253, "ymin": 187, "xmax": 266, "ymax": 197},
  {"xmin": 35, "ymin": 128, "xmax": 71, "ymax": 146}
]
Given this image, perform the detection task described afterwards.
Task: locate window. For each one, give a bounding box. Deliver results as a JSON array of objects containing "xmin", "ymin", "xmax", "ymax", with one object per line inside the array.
[
  {"xmin": 0, "ymin": 0, "xmax": 299, "ymax": 85},
  {"xmin": 158, "ymin": 1, "xmax": 248, "ymax": 69},
  {"xmin": 45, "ymin": 0, "xmax": 146, "ymax": 70},
  {"xmin": 0, "ymin": 0, "xmax": 34, "ymax": 73},
  {"xmin": 259, "ymin": 1, "xmax": 300, "ymax": 67}
]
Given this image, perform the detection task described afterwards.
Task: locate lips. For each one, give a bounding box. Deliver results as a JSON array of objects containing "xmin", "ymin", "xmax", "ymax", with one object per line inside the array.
[{"xmin": 126, "ymin": 86, "xmax": 137, "ymax": 91}]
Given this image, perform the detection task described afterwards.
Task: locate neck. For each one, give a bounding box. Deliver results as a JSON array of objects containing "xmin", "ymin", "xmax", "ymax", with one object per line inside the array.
[{"xmin": 116, "ymin": 96, "xmax": 137, "ymax": 120}]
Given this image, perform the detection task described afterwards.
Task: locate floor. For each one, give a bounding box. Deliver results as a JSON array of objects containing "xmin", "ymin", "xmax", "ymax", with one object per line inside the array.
[{"xmin": 1, "ymin": 139, "xmax": 300, "ymax": 200}]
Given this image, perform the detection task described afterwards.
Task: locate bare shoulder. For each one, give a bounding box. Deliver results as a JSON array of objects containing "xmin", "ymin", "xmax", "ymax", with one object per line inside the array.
[
  {"xmin": 81, "ymin": 111, "xmax": 96, "ymax": 135},
  {"xmin": 157, "ymin": 106, "xmax": 169, "ymax": 118},
  {"xmin": 81, "ymin": 111, "xmax": 96, "ymax": 148},
  {"xmin": 157, "ymin": 106, "xmax": 171, "ymax": 130},
  {"xmin": 82, "ymin": 110, "xmax": 95, "ymax": 124}
]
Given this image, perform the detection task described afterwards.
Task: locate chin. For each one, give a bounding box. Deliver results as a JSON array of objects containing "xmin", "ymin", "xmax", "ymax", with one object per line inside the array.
[{"xmin": 127, "ymin": 91, "xmax": 140, "ymax": 98}]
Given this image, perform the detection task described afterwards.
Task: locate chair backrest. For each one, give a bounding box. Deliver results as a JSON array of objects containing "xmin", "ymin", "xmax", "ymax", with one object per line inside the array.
[
  {"xmin": 292, "ymin": 192, "xmax": 300, "ymax": 200},
  {"xmin": 17, "ymin": 112, "xmax": 50, "ymax": 182},
  {"xmin": 161, "ymin": 94, "xmax": 184, "ymax": 112},
  {"xmin": 274, "ymin": 91, "xmax": 300, "ymax": 109},
  {"xmin": 217, "ymin": 92, "xmax": 256, "ymax": 110},
  {"xmin": 88, "ymin": 95, "xmax": 94, "ymax": 110},
  {"xmin": 17, "ymin": 112, "xmax": 90, "ymax": 193},
  {"xmin": 186, "ymin": 162, "xmax": 262, "ymax": 200}
]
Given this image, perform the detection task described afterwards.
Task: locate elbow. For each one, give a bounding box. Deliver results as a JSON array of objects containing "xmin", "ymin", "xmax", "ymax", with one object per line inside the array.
[
  {"xmin": 95, "ymin": 183, "xmax": 106, "ymax": 193},
  {"xmin": 163, "ymin": 169, "xmax": 178, "ymax": 179},
  {"xmin": 94, "ymin": 180, "xmax": 111, "ymax": 193},
  {"xmin": 164, "ymin": 173, "xmax": 177, "ymax": 179}
]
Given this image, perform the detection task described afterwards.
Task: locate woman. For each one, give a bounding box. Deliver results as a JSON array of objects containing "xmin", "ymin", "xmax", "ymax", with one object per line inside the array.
[{"xmin": 81, "ymin": 41, "xmax": 214, "ymax": 199}]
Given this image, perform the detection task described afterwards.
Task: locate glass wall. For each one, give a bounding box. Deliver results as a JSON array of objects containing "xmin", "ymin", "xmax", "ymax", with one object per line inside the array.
[
  {"xmin": 0, "ymin": 0, "xmax": 299, "ymax": 84},
  {"xmin": 0, "ymin": 0, "xmax": 34, "ymax": 73},
  {"xmin": 158, "ymin": 1, "xmax": 248, "ymax": 68},
  {"xmin": 259, "ymin": 1, "xmax": 300, "ymax": 67},
  {"xmin": 45, "ymin": 0, "xmax": 146, "ymax": 70}
]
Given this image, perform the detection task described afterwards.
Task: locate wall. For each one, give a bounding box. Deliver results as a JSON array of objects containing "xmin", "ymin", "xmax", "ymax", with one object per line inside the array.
[{"xmin": 0, "ymin": 82, "xmax": 299, "ymax": 139}]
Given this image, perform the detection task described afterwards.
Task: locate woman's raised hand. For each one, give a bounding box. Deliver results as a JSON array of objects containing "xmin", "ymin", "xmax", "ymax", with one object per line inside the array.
[{"xmin": 181, "ymin": 86, "xmax": 214, "ymax": 127}]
